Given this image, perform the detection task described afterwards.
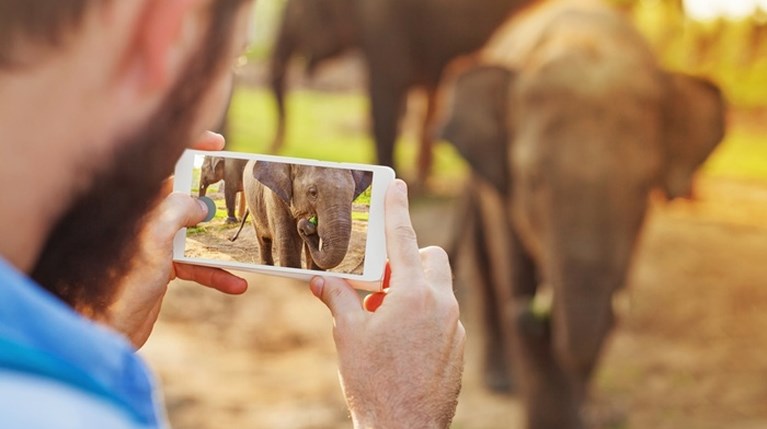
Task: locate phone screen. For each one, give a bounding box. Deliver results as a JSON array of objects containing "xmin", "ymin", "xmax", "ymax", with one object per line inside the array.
[{"xmin": 173, "ymin": 150, "xmax": 393, "ymax": 285}]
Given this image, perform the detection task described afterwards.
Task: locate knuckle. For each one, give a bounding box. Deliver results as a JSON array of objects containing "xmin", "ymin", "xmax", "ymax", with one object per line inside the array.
[
  {"xmin": 445, "ymin": 295, "xmax": 461, "ymax": 322},
  {"xmin": 325, "ymin": 284, "xmax": 347, "ymax": 305},
  {"xmin": 392, "ymin": 223, "xmax": 418, "ymax": 242},
  {"xmin": 421, "ymin": 246, "xmax": 450, "ymax": 267}
]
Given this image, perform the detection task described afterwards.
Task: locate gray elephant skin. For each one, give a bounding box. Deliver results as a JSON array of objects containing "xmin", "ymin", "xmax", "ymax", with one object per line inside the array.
[
  {"xmin": 441, "ymin": 3, "xmax": 726, "ymax": 429},
  {"xmin": 240, "ymin": 160, "xmax": 372, "ymax": 270},
  {"xmin": 269, "ymin": 0, "xmax": 534, "ymax": 182},
  {"xmin": 198, "ymin": 156, "xmax": 248, "ymax": 223},
  {"xmin": 269, "ymin": 0, "xmax": 357, "ymax": 152}
]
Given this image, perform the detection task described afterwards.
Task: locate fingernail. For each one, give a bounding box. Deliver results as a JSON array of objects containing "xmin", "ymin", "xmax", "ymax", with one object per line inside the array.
[
  {"xmin": 310, "ymin": 277, "xmax": 325, "ymax": 298},
  {"xmin": 196, "ymin": 198, "xmax": 209, "ymax": 215},
  {"xmin": 395, "ymin": 179, "xmax": 407, "ymax": 195},
  {"xmin": 196, "ymin": 196, "xmax": 217, "ymax": 222}
]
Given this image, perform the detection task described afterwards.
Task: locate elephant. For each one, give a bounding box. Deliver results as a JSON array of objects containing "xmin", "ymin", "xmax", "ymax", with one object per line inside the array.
[
  {"xmin": 269, "ymin": 0, "xmax": 358, "ymax": 152},
  {"xmin": 357, "ymin": 0, "xmax": 534, "ymax": 183},
  {"xmin": 440, "ymin": 3, "xmax": 726, "ymax": 428},
  {"xmin": 198, "ymin": 156, "xmax": 248, "ymax": 223},
  {"xmin": 269, "ymin": 0, "xmax": 533, "ymax": 183},
  {"xmin": 237, "ymin": 160, "xmax": 372, "ymax": 270}
]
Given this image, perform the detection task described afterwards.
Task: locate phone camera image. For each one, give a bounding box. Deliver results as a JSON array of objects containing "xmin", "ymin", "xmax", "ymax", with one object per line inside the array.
[{"xmin": 184, "ymin": 153, "xmax": 373, "ymax": 275}]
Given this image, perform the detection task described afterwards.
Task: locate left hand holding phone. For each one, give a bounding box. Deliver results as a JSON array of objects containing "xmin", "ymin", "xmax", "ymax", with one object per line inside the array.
[{"xmin": 97, "ymin": 131, "xmax": 248, "ymax": 348}]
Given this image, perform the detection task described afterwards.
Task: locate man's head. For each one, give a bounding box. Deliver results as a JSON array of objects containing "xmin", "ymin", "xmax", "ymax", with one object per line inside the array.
[{"xmin": 0, "ymin": 0, "xmax": 253, "ymax": 314}]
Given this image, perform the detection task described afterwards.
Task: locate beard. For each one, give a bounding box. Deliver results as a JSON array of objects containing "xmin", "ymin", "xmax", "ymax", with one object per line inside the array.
[{"xmin": 31, "ymin": 0, "xmax": 247, "ymax": 316}]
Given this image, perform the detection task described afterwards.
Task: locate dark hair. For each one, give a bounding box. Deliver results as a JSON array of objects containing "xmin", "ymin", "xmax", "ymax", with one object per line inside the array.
[
  {"xmin": 29, "ymin": 0, "xmax": 249, "ymax": 314},
  {"xmin": 0, "ymin": 0, "xmax": 103, "ymax": 68}
]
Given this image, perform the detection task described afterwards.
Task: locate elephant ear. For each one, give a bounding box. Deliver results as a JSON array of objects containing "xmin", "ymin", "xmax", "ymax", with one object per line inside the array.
[
  {"xmin": 660, "ymin": 73, "xmax": 726, "ymax": 199},
  {"xmin": 212, "ymin": 157, "xmax": 225, "ymax": 176},
  {"xmin": 253, "ymin": 161, "xmax": 293, "ymax": 204},
  {"xmin": 440, "ymin": 65, "xmax": 514, "ymax": 196},
  {"xmin": 352, "ymin": 170, "xmax": 373, "ymax": 200}
]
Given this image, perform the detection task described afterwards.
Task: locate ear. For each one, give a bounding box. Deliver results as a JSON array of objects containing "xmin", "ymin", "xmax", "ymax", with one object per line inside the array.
[
  {"xmin": 212, "ymin": 157, "xmax": 225, "ymax": 175},
  {"xmin": 352, "ymin": 170, "xmax": 373, "ymax": 200},
  {"xmin": 440, "ymin": 65, "xmax": 514, "ymax": 195},
  {"xmin": 253, "ymin": 161, "xmax": 293, "ymax": 204},
  {"xmin": 122, "ymin": 0, "xmax": 203, "ymax": 92},
  {"xmin": 660, "ymin": 73, "xmax": 726, "ymax": 199}
]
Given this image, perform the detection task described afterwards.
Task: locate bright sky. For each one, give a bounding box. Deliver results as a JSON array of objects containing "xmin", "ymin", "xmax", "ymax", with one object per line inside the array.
[{"xmin": 684, "ymin": 0, "xmax": 767, "ymax": 20}]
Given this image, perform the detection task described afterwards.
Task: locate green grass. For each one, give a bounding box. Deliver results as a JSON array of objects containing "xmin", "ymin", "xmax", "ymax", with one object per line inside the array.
[
  {"xmin": 352, "ymin": 211, "xmax": 369, "ymax": 222},
  {"xmin": 354, "ymin": 187, "xmax": 371, "ymax": 204},
  {"xmin": 702, "ymin": 128, "xmax": 767, "ymax": 181},
  {"xmin": 226, "ymin": 87, "xmax": 469, "ymax": 184},
  {"xmin": 631, "ymin": 1, "xmax": 767, "ymax": 109}
]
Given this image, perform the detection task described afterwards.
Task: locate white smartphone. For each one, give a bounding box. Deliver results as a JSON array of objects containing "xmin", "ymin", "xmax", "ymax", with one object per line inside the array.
[{"xmin": 172, "ymin": 150, "xmax": 395, "ymax": 290}]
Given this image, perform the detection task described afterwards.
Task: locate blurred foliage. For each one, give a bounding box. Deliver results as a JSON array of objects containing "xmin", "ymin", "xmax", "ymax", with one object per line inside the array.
[
  {"xmin": 705, "ymin": 126, "xmax": 767, "ymax": 180},
  {"xmin": 612, "ymin": 0, "xmax": 767, "ymax": 107},
  {"xmin": 226, "ymin": 87, "xmax": 470, "ymax": 184},
  {"xmin": 244, "ymin": 0, "xmax": 286, "ymax": 61},
  {"xmin": 248, "ymin": 0, "xmax": 767, "ymax": 107}
]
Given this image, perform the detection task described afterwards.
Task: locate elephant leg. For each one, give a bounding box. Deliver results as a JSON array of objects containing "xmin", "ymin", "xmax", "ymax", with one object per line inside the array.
[
  {"xmin": 258, "ymin": 236, "xmax": 274, "ymax": 266},
  {"xmin": 416, "ymin": 86, "xmax": 438, "ymax": 185},
  {"xmin": 276, "ymin": 230, "xmax": 303, "ymax": 268},
  {"xmin": 237, "ymin": 191, "xmax": 246, "ymax": 219},
  {"xmin": 224, "ymin": 184, "xmax": 238, "ymax": 223},
  {"xmin": 472, "ymin": 198, "xmax": 514, "ymax": 393},
  {"xmin": 473, "ymin": 181, "xmax": 524, "ymax": 392},
  {"xmin": 445, "ymin": 182, "xmax": 476, "ymax": 269},
  {"xmin": 473, "ymin": 181, "xmax": 582, "ymax": 428},
  {"xmin": 512, "ymin": 300, "xmax": 583, "ymax": 429},
  {"xmin": 369, "ymin": 73, "xmax": 407, "ymax": 171},
  {"xmin": 269, "ymin": 7, "xmax": 293, "ymax": 153}
]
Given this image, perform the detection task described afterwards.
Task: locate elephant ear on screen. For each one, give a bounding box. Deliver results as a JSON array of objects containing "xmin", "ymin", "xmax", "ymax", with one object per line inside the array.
[
  {"xmin": 660, "ymin": 72, "xmax": 726, "ymax": 199},
  {"xmin": 352, "ymin": 170, "xmax": 373, "ymax": 200},
  {"xmin": 212, "ymin": 157, "xmax": 225, "ymax": 176},
  {"xmin": 253, "ymin": 161, "xmax": 293, "ymax": 204},
  {"xmin": 440, "ymin": 65, "xmax": 514, "ymax": 196}
]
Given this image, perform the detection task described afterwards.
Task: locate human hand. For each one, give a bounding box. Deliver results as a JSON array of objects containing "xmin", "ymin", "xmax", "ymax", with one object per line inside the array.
[
  {"xmin": 309, "ymin": 180, "xmax": 465, "ymax": 429},
  {"xmin": 101, "ymin": 131, "xmax": 248, "ymax": 348}
]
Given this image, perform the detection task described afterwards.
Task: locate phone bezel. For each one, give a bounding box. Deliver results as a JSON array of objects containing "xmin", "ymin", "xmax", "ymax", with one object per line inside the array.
[{"xmin": 172, "ymin": 149, "xmax": 395, "ymax": 288}]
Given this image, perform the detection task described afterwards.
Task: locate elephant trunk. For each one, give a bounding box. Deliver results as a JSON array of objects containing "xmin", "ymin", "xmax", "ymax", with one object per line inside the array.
[
  {"xmin": 300, "ymin": 207, "xmax": 353, "ymax": 270},
  {"xmin": 199, "ymin": 183, "xmax": 208, "ymax": 197}
]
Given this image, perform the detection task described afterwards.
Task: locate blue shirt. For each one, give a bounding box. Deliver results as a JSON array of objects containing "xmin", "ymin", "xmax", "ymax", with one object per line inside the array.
[{"xmin": 0, "ymin": 257, "xmax": 168, "ymax": 428}]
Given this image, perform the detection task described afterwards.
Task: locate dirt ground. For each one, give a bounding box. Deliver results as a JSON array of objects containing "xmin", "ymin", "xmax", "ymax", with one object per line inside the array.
[
  {"xmin": 142, "ymin": 174, "xmax": 767, "ymax": 429},
  {"xmin": 185, "ymin": 191, "xmax": 369, "ymax": 275}
]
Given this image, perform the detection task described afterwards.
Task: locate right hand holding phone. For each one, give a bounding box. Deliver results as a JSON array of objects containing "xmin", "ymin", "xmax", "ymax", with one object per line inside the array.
[{"xmin": 310, "ymin": 179, "xmax": 465, "ymax": 428}]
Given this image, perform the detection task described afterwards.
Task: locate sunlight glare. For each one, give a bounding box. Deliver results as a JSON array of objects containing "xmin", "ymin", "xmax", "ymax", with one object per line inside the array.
[{"xmin": 683, "ymin": 0, "xmax": 765, "ymax": 20}]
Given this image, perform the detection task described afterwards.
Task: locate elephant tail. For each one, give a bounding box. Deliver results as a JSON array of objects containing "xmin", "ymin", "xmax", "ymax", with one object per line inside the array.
[{"xmin": 229, "ymin": 209, "xmax": 250, "ymax": 242}]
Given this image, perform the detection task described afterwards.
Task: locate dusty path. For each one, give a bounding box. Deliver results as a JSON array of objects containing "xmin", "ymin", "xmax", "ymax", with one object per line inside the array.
[{"xmin": 142, "ymin": 177, "xmax": 767, "ymax": 428}]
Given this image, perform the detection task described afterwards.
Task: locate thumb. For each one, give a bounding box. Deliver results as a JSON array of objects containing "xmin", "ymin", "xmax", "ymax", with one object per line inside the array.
[
  {"xmin": 150, "ymin": 193, "xmax": 210, "ymax": 245},
  {"xmin": 158, "ymin": 193, "xmax": 209, "ymax": 228},
  {"xmin": 310, "ymin": 276, "xmax": 363, "ymax": 318}
]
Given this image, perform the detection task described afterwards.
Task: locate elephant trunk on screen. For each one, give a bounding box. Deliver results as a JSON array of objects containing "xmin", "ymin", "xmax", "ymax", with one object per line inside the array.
[{"xmin": 300, "ymin": 206, "xmax": 353, "ymax": 270}]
